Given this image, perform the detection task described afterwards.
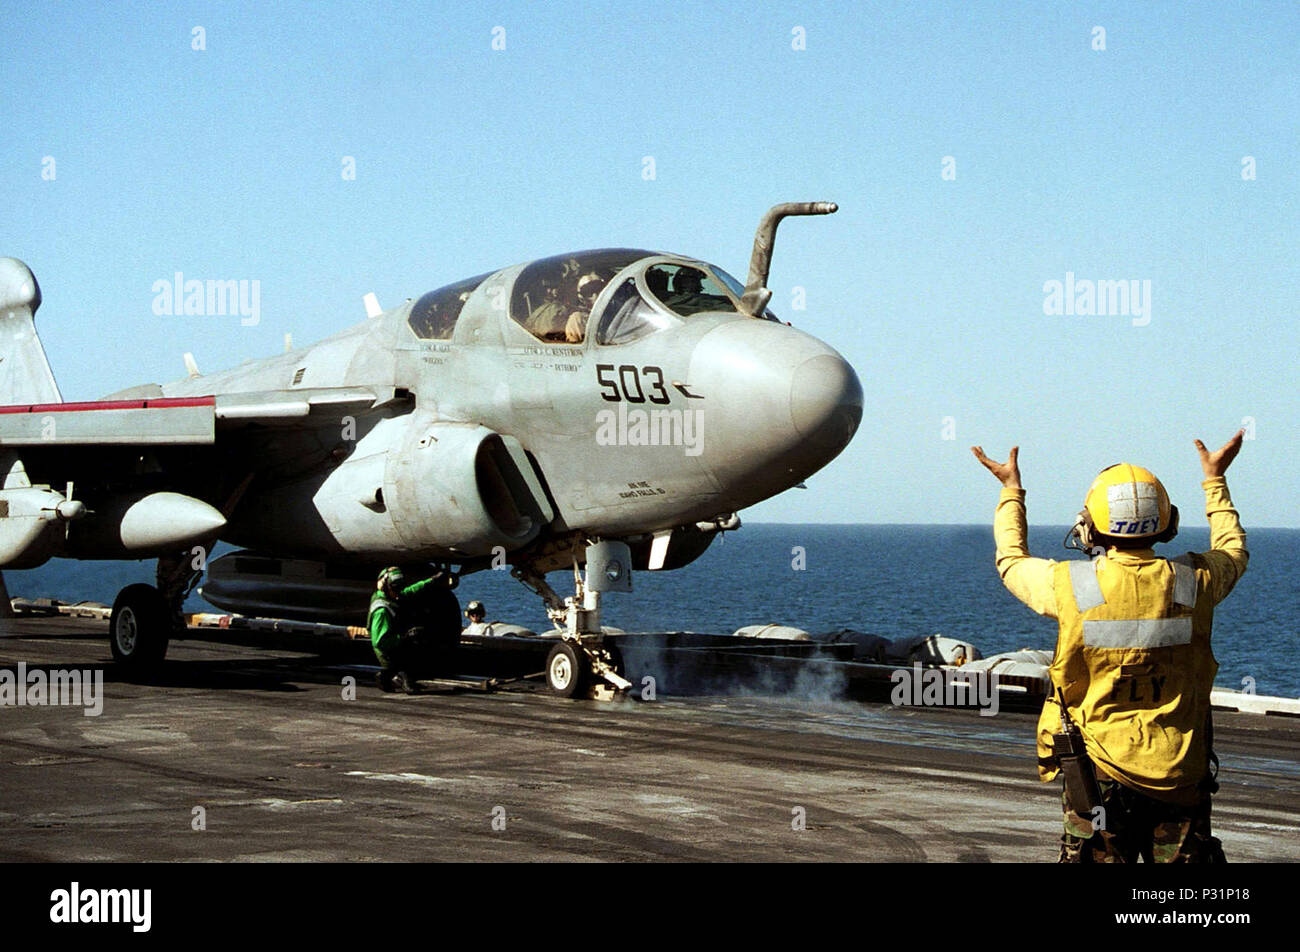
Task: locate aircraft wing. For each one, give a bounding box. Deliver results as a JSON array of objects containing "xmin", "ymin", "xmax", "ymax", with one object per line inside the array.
[
  {"xmin": 207, "ymin": 387, "xmax": 389, "ymax": 428},
  {"xmin": 0, "ymin": 386, "xmax": 406, "ymax": 568},
  {"xmin": 0, "ymin": 386, "xmax": 391, "ymax": 446},
  {"xmin": 0, "ymin": 396, "xmax": 217, "ymax": 446}
]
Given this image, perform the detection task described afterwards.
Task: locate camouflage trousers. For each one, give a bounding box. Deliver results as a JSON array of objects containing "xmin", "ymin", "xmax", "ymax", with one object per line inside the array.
[{"xmin": 1060, "ymin": 777, "xmax": 1226, "ymax": 863}]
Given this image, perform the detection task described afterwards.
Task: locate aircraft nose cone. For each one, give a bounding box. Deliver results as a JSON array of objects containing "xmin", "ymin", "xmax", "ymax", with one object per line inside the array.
[
  {"xmin": 687, "ymin": 320, "xmax": 862, "ymax": 509},
  {"xmin": 790, "ymin": 353, "xmax": 863, "ymax": 455}
]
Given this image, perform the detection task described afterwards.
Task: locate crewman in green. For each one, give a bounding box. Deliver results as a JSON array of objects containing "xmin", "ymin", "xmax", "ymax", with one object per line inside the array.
[{"xmin": 369, "ymin": 566, "xmax": 444, "ymax": 693}]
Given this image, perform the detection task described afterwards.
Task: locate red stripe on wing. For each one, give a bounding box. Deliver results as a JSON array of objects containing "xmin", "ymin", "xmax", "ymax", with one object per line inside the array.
[{"xmin": 0, "ymin": 396, "xmax": 216, "ymax": 414}]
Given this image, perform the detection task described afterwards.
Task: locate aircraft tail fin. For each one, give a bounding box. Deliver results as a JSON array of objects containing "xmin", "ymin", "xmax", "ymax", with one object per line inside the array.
[{"xmin": 0, "ymin": 259, "xmax": 63, "ymax": 405}]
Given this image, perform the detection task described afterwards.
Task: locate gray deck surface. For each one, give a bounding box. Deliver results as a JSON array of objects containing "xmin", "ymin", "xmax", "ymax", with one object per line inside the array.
[{"xmin": 2, "ymin": 616, "xmax": 1296, "ymax": 862}]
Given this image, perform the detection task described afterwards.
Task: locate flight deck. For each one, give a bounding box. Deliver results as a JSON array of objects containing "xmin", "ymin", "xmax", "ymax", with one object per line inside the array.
[{"xmin": 2, "ymin": 613, "xmax": 1297, "ymax": 863}]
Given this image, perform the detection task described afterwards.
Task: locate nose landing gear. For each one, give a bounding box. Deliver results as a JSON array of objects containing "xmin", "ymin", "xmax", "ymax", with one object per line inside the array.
[{"xmin": 515, "ymin": 540, "xmax": 635, "ymax": 700}]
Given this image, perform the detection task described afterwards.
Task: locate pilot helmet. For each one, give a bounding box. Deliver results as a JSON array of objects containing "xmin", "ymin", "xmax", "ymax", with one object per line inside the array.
[
  {"xmin": 1066, "ymin": 463, "xmax": 1179, "ymax": 552},
  {"xmin": 674, "ymin": 268, "xmax": 703, "ymax": 293},
  {"xmin": 378, "ymin": 566, "xmax": 404, "ymax": 590},
  {"xmin": 466, "ymin": 600, "xmax": 485, "ymax": 617},
  {"xmin": 576, "ymin": 272, "xmax": 603, "ymax": 303}
]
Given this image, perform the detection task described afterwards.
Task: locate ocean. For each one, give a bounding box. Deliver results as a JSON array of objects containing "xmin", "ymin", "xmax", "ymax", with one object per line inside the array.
[{"xmin": 5, "ymin": 524, "xmax": 1296, "ymax": 698}]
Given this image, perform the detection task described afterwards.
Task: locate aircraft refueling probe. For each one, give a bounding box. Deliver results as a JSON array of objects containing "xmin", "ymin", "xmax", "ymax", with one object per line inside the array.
[{"xmin": 739, "ymin": 202, "xmax": 839, "ymax": 318}]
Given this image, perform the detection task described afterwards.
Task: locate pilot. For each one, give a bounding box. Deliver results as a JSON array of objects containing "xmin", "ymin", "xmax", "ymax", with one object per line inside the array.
[
  {"xmin": 368, "ymin": 565, "xmax": 448, "ymax": 693},
  {"xmin": 663, "ymin": 268, "xmax": 708, "ymax": 312},
  {"xmin": 526, "ymin": 279, "xmax": 567, "ymax": 340},
  {"xmin": 564, "ymin": 272, "xmax": 606, "ymax": 343},
  {"xmin": 644, "ymin": 266, "xmax": 671, "ymax": 302},
  {"xmin": 972, "ymin": 431, "xmax": 1248, "ymax": 862},
  {"xmin": 462, "ymin": 600, "xmax": 495, "ymax": 636}
]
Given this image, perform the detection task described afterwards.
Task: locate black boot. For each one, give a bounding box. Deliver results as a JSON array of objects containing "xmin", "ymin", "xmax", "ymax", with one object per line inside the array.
[{"xmin": 383, "ymin": 666, "xmax": 418, "ymax": 694}]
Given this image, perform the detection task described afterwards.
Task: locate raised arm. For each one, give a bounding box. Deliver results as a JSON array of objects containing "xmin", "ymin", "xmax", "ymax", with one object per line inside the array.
[
  {"xmin": 971, "ymin": 445, "xmax": 1058, "ymax": 618},
  {"xmin": 1193, "ymin": 430, "xmax": 1249, "ymax": 604},
  {"xmin": 399, "ymin": 570, "xmax": 452, "ymax": 599}
]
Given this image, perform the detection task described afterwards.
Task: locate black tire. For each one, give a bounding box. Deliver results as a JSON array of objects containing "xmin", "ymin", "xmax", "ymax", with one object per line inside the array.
[
  {"xmin": 109, "ymin": 583, "xmax": 171, "ymax": 673},
  {"xmin": 401, "ymin": 585, "xmax": 462, "ymax": 676},
  {"xmin": 546, "ymin": 641, "xmax": 589, "ymax": 698},
  {"xmin": 403, "ymin": 585, "xmax": 461, "ymax": 641},
  {"xmin": 426, "ymin": 585, "xmax": 462, "ymax": 645}
]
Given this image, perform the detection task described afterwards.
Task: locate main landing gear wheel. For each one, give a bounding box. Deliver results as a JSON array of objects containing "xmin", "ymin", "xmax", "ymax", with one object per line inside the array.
[
  {"xmin": 110, "ymin": 583, "xmax": 171, "ymax": 675},
  {"xmin": 546, "ymin": 641, "xmax": 590, "ymax": 698},
  {"xmin": 425, "ymin": 583, "xmax": 462, "ymax": 637},
  {"xmin": 404, "ymin": 584, "xmax": 461, "ymax": 678}
]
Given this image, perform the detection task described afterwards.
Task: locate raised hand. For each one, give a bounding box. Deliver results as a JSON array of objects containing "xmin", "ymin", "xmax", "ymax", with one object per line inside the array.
[
  {"xmin": 1194, "ymin": 430, "xmax": 1245, "ymax": 478},
  {"xmin": 971, "ymin": 445, "xmax": 1022, "ymax": 489}
]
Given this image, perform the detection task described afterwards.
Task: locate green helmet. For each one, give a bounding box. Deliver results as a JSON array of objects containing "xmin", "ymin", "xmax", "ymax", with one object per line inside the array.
[{"xmin": 378, "ymin": 566, "xmax": 404, "ymax": 589}]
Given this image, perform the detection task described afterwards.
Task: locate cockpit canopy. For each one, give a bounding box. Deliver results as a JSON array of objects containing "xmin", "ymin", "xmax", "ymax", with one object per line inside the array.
[
  {"xmin": 407, "ymin": 249, "xmax": 775, "ymax": 346},
  {"xmin": 510, "ymin": 249, "xmax": 651, "ymax": 344},
  {"xmin": 407, "ymin": 271, "xmax": 494, "ymax": 340},
  {"xmin": 509, "ymin": 249, "xmax": 770, "ymax": 346}
]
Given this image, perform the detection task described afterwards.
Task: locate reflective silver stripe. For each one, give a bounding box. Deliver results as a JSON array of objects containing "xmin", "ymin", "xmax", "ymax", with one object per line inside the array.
[
  {"xmin": 1170, "ymin": 555, "xmax": 1197, "ymax": 608},
  {"xmin": 1083, "ymin": 617, "xmax": 1193, "ymax": 649},
  {"xmin": 1069, "ymin": 560, "xmax": 1105, "ymax": 612}
]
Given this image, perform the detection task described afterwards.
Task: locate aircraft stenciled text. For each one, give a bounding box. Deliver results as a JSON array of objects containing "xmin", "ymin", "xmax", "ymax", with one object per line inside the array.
[
  {"xmin": 617, "ymin": 480, "xmax": 667, "ymax": 499},
  {"xmin": 596, "ymin": 364, "xmax": 671, "ymax": 405},
  {"xmin": 593, "ymin": 363, "xmax": 705, "ymax": 456}
]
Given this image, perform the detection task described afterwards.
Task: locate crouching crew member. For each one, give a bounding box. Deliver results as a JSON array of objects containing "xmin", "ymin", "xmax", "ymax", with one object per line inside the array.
[
  {"xmin": 369, "ymin": 566, "xmax": 448, "ymax": 693},
  {"xmin": 972, "ymin": 431, "xmax": 1248, "ymax": 862}
]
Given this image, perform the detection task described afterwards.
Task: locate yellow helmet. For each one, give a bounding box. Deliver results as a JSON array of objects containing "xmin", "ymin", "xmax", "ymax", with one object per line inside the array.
[{"xmin": 1083, "ymin": 463, "xmax": 1175, "ymax": 540}]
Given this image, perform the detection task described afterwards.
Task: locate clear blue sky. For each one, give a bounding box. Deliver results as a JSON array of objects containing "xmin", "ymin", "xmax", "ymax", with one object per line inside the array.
[{"xmin": 4, "ymin": 1, "xmax": 1297, "ymax": 526}]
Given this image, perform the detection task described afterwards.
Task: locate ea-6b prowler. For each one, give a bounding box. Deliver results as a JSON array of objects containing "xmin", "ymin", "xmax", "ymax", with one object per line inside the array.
[{"xmin": 0, "ymin": 203, "xmax": 862, "ymax": 696}]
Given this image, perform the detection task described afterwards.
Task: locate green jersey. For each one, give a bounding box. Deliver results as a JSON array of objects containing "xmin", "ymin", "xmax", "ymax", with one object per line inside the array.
[{"xmin": 368, "ymin": 577, "xmax": 438, "ymax": 667}]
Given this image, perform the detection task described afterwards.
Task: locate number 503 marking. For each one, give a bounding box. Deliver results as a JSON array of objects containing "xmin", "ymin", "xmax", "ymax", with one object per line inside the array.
[{"xmin": 596, "ymin": 364, "xmax": 670, "ymax": 405}]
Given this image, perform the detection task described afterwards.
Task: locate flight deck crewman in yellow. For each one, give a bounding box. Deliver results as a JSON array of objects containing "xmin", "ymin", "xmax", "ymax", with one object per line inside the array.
[{"xmin": 972, "ymin": 431, "xmax": 1248, "ymax": 862}]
